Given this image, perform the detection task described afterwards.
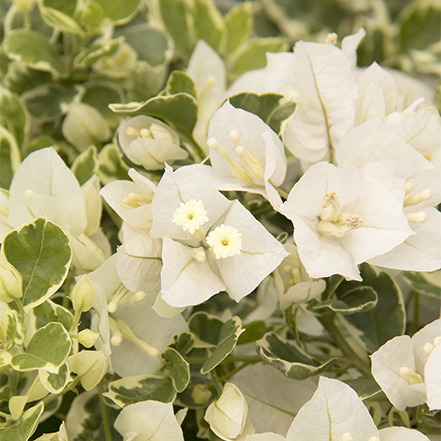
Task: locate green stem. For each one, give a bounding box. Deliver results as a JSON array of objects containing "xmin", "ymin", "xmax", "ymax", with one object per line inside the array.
[
  {"xmin": 412, "ymin": 292, "xmax": 420, "ymax": 335},
  {"xmin": 183, "ymin": 132, "xmax": 205, "ymax": 162},
  {"xmin": 319, "ymin": 313, "xmax": 371, "ymax": 377},
  {"xmin": 217, "ymin": 362, "xmax": 251, "ymax": 382},
  {"xmin": 210, "ymin": 371, "xmax": 223, "ymax": 396},
  {"xmin": 14, "ymin": 299, "xmax": 24, "ymax": 316},
  {"xmin": 98, "ymin": 382, "xmax": 112, "ymax": 441},
  {"xmin": 62, "ymin": 268, "xmax": 75, "ymax": 309},
  {"xmin": 42, "ymin": 376, "xmax": 81, "ymax": 407}
]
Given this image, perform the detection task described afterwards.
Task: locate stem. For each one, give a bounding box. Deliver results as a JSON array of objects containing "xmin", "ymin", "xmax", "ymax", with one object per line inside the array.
[
  {"xmin": 98, "ymin": 382, "xmax": 112, "ymax": 441},
  {"xmin": 210, "ymin": 371, "xmax": 223, "ymax": 396},
  {"xmin": 62, "ymin": 268, "xmax": 75, "ymax": 309},
  {"xmin": 42, "ymin": 376, "xmax": 81, "ymax": 407},
  {"xmin": 183, "ymin": 133, "xmax": 205, "ymax": 162},
  {"xmin": 217, "ymin": 362, "xmax": 251, "ymax": 382},
  {"xmin": 412, "ymin": 292, "xmax": 420, "ymax": 335},
  {"xmin": 14, "ymin": 299, "xmax": 24, "ymax": 316},
  {"xmin": 319, "ymin": 313, "xmax": 371, "ymax": 377}
]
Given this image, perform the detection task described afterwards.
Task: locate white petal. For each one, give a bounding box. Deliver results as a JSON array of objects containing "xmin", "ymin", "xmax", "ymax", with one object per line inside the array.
[
  {"xmin": 161, "ymin": 236, "xmax": 226, "ymax": 307},
  {"xmin": 371, "ymin": 335, "xmax": 426, "ymax": 411},
  {"xmin": 380, "ymin": 426, "xmax": 431, "ymax": 441},
  {"xmin": 282, "ymin": 42, "xmax": 357, "ymax": 162},
  {"xmin": 286, "ymin": 377, "xmax": 379, "ymax": 441},
  {"xmin": 9, "ymin": 147, "xmax": 87, "ymax": 236},
  {"xmin": 114, "ymin": 401, "xmax": 184, "ymax": 441},
  {"xmin": 412, "ymin": 318, "xmax": 441, "ymax": 374},
  {"xmin": 216, "ymin": 201, "xmax": 288, "ymax": 302},
  {"xmin": 425, "ymin": 343, "xmax": 441, "ymax": 410},
  {"xmin": 116, "ymin": 224, "xmax": 162, "ymax": 293},
  {"xmin": 232, "ymin": 363, "xmax": 316, "ymax": 435}
]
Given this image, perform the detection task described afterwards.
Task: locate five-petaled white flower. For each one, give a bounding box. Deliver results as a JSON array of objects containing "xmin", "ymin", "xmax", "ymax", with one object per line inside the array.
[
  {"xmin": 172, "ymin": 199, "xmax": 209, "ymax": 234},
  {"xmin": 206, "ymin": 224, "xmax": 242, "ymax": 259}
]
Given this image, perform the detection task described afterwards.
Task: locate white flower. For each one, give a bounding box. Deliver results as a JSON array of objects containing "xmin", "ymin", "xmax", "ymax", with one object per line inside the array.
[
  {"xmin": 206, "ymin": 224, "xmax": 242, "ymax": 259},
  {"xmin": 2, "ymin": 147, "xmax": 110, "ymax": 272},
  {"xmin": 150, "ymin": 165, "xmax": 288, "ymax": 307},
  {"xmin": 172, "ymin": 199, "xmax": 209, "ymax": 234},
  {"xmin": 205, "ymin": 383, "xmax": 250, "ymax": 441},
  {"xmin": 207, "ymin": 101, "xmax": 287, "ymax": 209},
  {"xmin": 88, "ymin": 255, "xmax": 188, "ymax": 378},
  {"xmin": 280, "ymin": 162, "xmax": 412, "ymax": 280},
  {"xmin": 118, "ymin": 115, "xmax": 188, "ymax": 170},
  {"xmin": 281, "ymin": 41, "xmax": 357, "ymax": 163},
  {"xmin": 114, "ymin": 401, "xmax": 185, "ymax": 441},
  {"xmin": 371, "ymin": 318, "xmax": 441, "ymax": 411},
  {"xmin": 187, "ymin": 40, "xmax": 227, "ymax": 149},
  {"xmin": 286, "ymin": 377, "xmax": 431, "ymax": 441}
]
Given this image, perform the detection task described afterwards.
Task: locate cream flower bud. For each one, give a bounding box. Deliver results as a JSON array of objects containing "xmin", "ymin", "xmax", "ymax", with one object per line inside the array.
[
  {"xmin": 78, "ymin": 329, "xmax": 100, "ymax": 348},
  {"xmin": 0, "ymin": 260, "xmax": 23, "ymax": 303},
  {"xmin": 71, "ymin": 275, "xmax": 95, "ymax": 313},
  {"xmin": 191, "ymin": 384, "xmax": 212, "ymax": 404},
  {"xmin": 204, "ymin": 383, "xmax": 248, "ymax": 440}
]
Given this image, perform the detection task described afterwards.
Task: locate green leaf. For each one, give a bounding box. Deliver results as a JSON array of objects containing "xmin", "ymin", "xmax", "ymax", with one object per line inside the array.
[
  {"xmin": 122, "ymin": 24, "xmax": 171, "ymax": 67},
  {"xmin": 74, "ymin": 37, "xmax": 124, "ymax": 68},
  {"xmin": 4, "ymin": 310, "xmax": 25, "ymax": 345},
  {"xmin": 229, "ymin": 92, "xmax": 296, "ymax": 134},
  {"xmin": 104, "ymin": 375, "xmax": 176, "ymax": 408},
  {"xmin": 0, "ymin": 126, "xmax": 21, "ymax": 190},
  {"xmin": 79, "ymin": 1, "xmax": 105, "ymax": 31},
  {"xmin": 223, "ymin": 2, "xmax": 253, "ymax": 56},
  {"xmin": 237, "ymin": 320, "xmax": 269, "ymax": 345},
  {"xmin": 39, "ymin": 362, "xmax": 71, "ymax": 393},
  {"xmin": 161, "ymin": 347, "xmax": 190, "ymax": 393},
  {"xmin": 3, "ymin": 61, "xmax": 53, "ymax": 95},
  {"xmin": 158, "ymin": 0, "xmax": 195, "ymax": 60},
  {"xmin": 400, "ymin": 1, "xmax": 441, "ymax": 51},
  {"xmin": 109, "ymin": 92, "xmax": 198, "ymax": 137},
  {"xmin": 192, "ymin": 0, "xmax": 225, "ymax": 52},
  {"xmin": 188, "ymin": 312, "xmax": 223, "ymax": 347},
  {"xmin": 256, "ymin": 332, "xmax": 336, "ymax": 380},
  {"xmin": 11, "ymin": 322, "xmax": 72, "ymax": 373},
  {"xmin": 201, "ymin": 316, "xmax": 245, "ymax": 374},
  {"xmin": 343, "ymin": 376, "xmax": 381, "ymax": 400},
  {"xmin": 97, "ymin": 143, "xmax": 130, "ymax": 185},
  {"xmin": 95, "ymin": 0, "xmax": 140, "ymax": 24},
  {"xmin": 4, "ymin": 29, "xmax": 66, "ymax": 76},
  {"xmin": 338, "ymin": 263, "xmax": 405, "ymax": 353},
  {"xmin": 165, "ymin": 71, "xmax": 197, "ymax": 98},
  {"xmin": 3, "ymin": 218, "xmax": 72, "ymax": 312},
  {"xmin": 32, "ymin": 299, "xmax": 74, "ymax": 332},
  {"xmin": 229, "ymin": 37, "xmax": 288, "ymax": 77},
  {"xmin": 402, "ymin": 271, "xmax": 441, "ymax": 299},
  {"xmin": 0, "ymin": 86, "xmax": 27, "ymax": 147},
  {"xmin": 0, "ymin": 402, "xmax": 44, "ymax": 441},
  {"xmin": 71, "ymin": 145, "xmax": 98, "ymax": 186},
  {"xmin": 67, "ymin": 350, "xmax": 108, "ymax": 391},
  {"xmin": 82, "ymin": 81, "xmax": 125, "ymax": 128},
  {"xmin": 168, "ymin": 332, "xmax": 196, "ymax": 355},
  {"xmin": 39, "ymin": 3, "xmax": 84, "ymax": 34},
  {"xmin": 22, "ymin": 83, "xmax": 77, "ymax": 121},
  {"xmin": 311, "ymin": 287, "xmax": 378, "ymax": 315}
]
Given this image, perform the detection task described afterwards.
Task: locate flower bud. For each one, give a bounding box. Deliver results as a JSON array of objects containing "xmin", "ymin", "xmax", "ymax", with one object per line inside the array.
[
  {"xmin": 204, "ymin": 383, "xmax": 248, "ymax": 440},
  {"xmin": 71, "ymin": 275, "xmax": 95, "ymax": 313},
  {"xmin": 78, "ymin": 329, "xmax": 100, "ymax": 348},
  {"xmin": 191, "ymin": 384, "xmax": 212, "ymax": 404},
  {"xmin": 0, "ymin": 261, "xmax": 23, "ymax": 303}
]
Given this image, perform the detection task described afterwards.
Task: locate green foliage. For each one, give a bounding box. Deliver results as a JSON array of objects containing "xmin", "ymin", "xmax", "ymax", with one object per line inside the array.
[
  {"xmin": 256, "ymin": 332, "xmax": 336, "ymax": 380},
  {"xmin": 11, "ymin": 322, "xmax": 71, "ymax": 372},
  {"xmin": 3, "ymin": 218, "xmax": 72, "ymax": 312},
  {"xmin": 104, "ymin": 375, "xmax": 176, "ymax": 408}
]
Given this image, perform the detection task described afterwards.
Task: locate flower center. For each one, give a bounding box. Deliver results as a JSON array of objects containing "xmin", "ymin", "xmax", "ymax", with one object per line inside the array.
[
  {"xmin": 316, "ymin": 192, "xmax": 362, "ymax": 238},
  {"xmin": 399, "ymin": 366, "xmax": 423, "ymax": 385},
  {"xmin": 206, "ymin": 224, "xmax": 243, "ymax": 259},
  {"xmin": 172, "ymin": 199, "xmax": 209, "ymax": 234}
]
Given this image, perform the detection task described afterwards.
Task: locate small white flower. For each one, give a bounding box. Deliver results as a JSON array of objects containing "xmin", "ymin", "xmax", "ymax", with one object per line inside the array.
[
  {"xmin": 206, "ymin": 224, "xmax": 242, "ymax": 259},
  {"xmin": 172, "ymin": 199, "xmax": 209, "ymax": 234}
]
